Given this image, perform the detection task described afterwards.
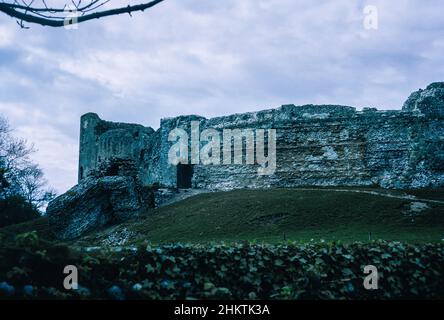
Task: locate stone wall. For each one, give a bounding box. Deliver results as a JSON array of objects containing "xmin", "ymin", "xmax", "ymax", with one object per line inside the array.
[
  {"xmin": 78, "ymin": 113, "xmax": 155, "ymax": 182},
  {"xmin": 78, "ymin": 83, "xmax": 444, "ymax": 190}
]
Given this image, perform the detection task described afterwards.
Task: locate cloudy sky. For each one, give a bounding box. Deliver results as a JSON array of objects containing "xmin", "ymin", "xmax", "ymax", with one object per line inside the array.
[{"xmin": 0, "ymin": 0, "xmax": 443, "ymax": 194}]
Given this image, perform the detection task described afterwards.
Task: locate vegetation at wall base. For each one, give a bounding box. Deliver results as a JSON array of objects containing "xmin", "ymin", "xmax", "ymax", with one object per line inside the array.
[{"xmin": 0, "ymin": 196, "xmax": 41, "ymax": 229}]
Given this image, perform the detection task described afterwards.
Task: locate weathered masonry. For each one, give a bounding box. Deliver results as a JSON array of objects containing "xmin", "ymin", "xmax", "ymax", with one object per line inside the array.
[{"xmin": 78, "ymin": 83, "xmax": 444, "ymax": 190}]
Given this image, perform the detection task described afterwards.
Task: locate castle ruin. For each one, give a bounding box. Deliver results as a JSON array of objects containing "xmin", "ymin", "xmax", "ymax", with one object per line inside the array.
[{"xmin": 78, "ymin": 83, "xmax": 444, "ymax": 190}]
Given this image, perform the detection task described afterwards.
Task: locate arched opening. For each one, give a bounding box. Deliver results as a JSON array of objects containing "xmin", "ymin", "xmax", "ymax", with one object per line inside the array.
[{"xmin": 177, "ymin": 163, "xmax": 193, "ymax": 189}]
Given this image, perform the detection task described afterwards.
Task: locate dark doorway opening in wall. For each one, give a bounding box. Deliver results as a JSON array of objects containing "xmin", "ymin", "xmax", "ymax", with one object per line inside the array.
[
  {"xmin": 177, "ymin": 163, "xmax": 193, "ymax": 189},
  {"xmin": 106, "ymin": 163, "xmax": 119, "ymax": 176}
]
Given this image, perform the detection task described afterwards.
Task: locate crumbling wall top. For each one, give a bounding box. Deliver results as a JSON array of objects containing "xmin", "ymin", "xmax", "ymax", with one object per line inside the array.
[{"xmin": 402, "ymin": 82, "xmax": 444, "ymax": 118}]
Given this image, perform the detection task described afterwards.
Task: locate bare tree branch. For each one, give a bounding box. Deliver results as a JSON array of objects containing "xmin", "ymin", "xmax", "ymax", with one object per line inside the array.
[{"xmin": 0, "ymin": 0, "xmax": 165, "ymax": 28}]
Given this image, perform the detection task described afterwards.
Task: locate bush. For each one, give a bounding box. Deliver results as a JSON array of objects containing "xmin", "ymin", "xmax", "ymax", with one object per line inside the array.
[
  {"xmin": 0, "ymin": 196, "xmax": 40, "ymax": 228},
  {"xmin": 0, "ymin": 241, "xmax": 443, "ymax": 299}
]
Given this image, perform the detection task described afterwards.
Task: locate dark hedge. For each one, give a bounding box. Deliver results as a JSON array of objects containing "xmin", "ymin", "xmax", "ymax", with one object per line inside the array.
[{"xmin": 0, "ymin": 233, "xmax": 443, "ymax": 299}]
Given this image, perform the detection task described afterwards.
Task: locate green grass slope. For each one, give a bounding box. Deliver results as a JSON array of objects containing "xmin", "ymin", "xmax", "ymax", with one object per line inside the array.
[
  {"xmin": 98, "ymin": 188, "xmax": 444, "ymax": 245},
  {"xmin": 1, "ymin": 188, "xmax": 444, "ymax": 245}
]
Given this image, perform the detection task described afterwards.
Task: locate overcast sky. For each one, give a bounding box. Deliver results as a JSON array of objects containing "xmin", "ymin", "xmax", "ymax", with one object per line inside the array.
[{"xmin": 0, "ymin": 0, "xmax": 443, "ymax": 194}]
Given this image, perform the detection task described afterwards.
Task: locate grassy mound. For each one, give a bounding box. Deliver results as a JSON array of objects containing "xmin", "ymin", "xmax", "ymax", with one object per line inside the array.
[
  {"xmin": 103, "ymin": 188, "xmax": 444, "ymax": 245},
  {"xmin": 1, "ymin": 187, "xmax": 444, "ymax": 245}
]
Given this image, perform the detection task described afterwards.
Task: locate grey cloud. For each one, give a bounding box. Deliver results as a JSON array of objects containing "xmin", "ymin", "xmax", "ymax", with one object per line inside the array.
[{"xmin": 0, "ymin": 0, "xmax": 442, "ymax": 193}]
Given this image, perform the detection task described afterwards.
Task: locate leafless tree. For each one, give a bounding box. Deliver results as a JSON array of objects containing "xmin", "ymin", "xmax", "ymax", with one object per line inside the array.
[
  {"xmin": 0, "ymin": 0, "xmax": 165, "ymax": 28},
  {"xmin": 0, "ymin": 115, "xmax": 55, "ymax": 211}
]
